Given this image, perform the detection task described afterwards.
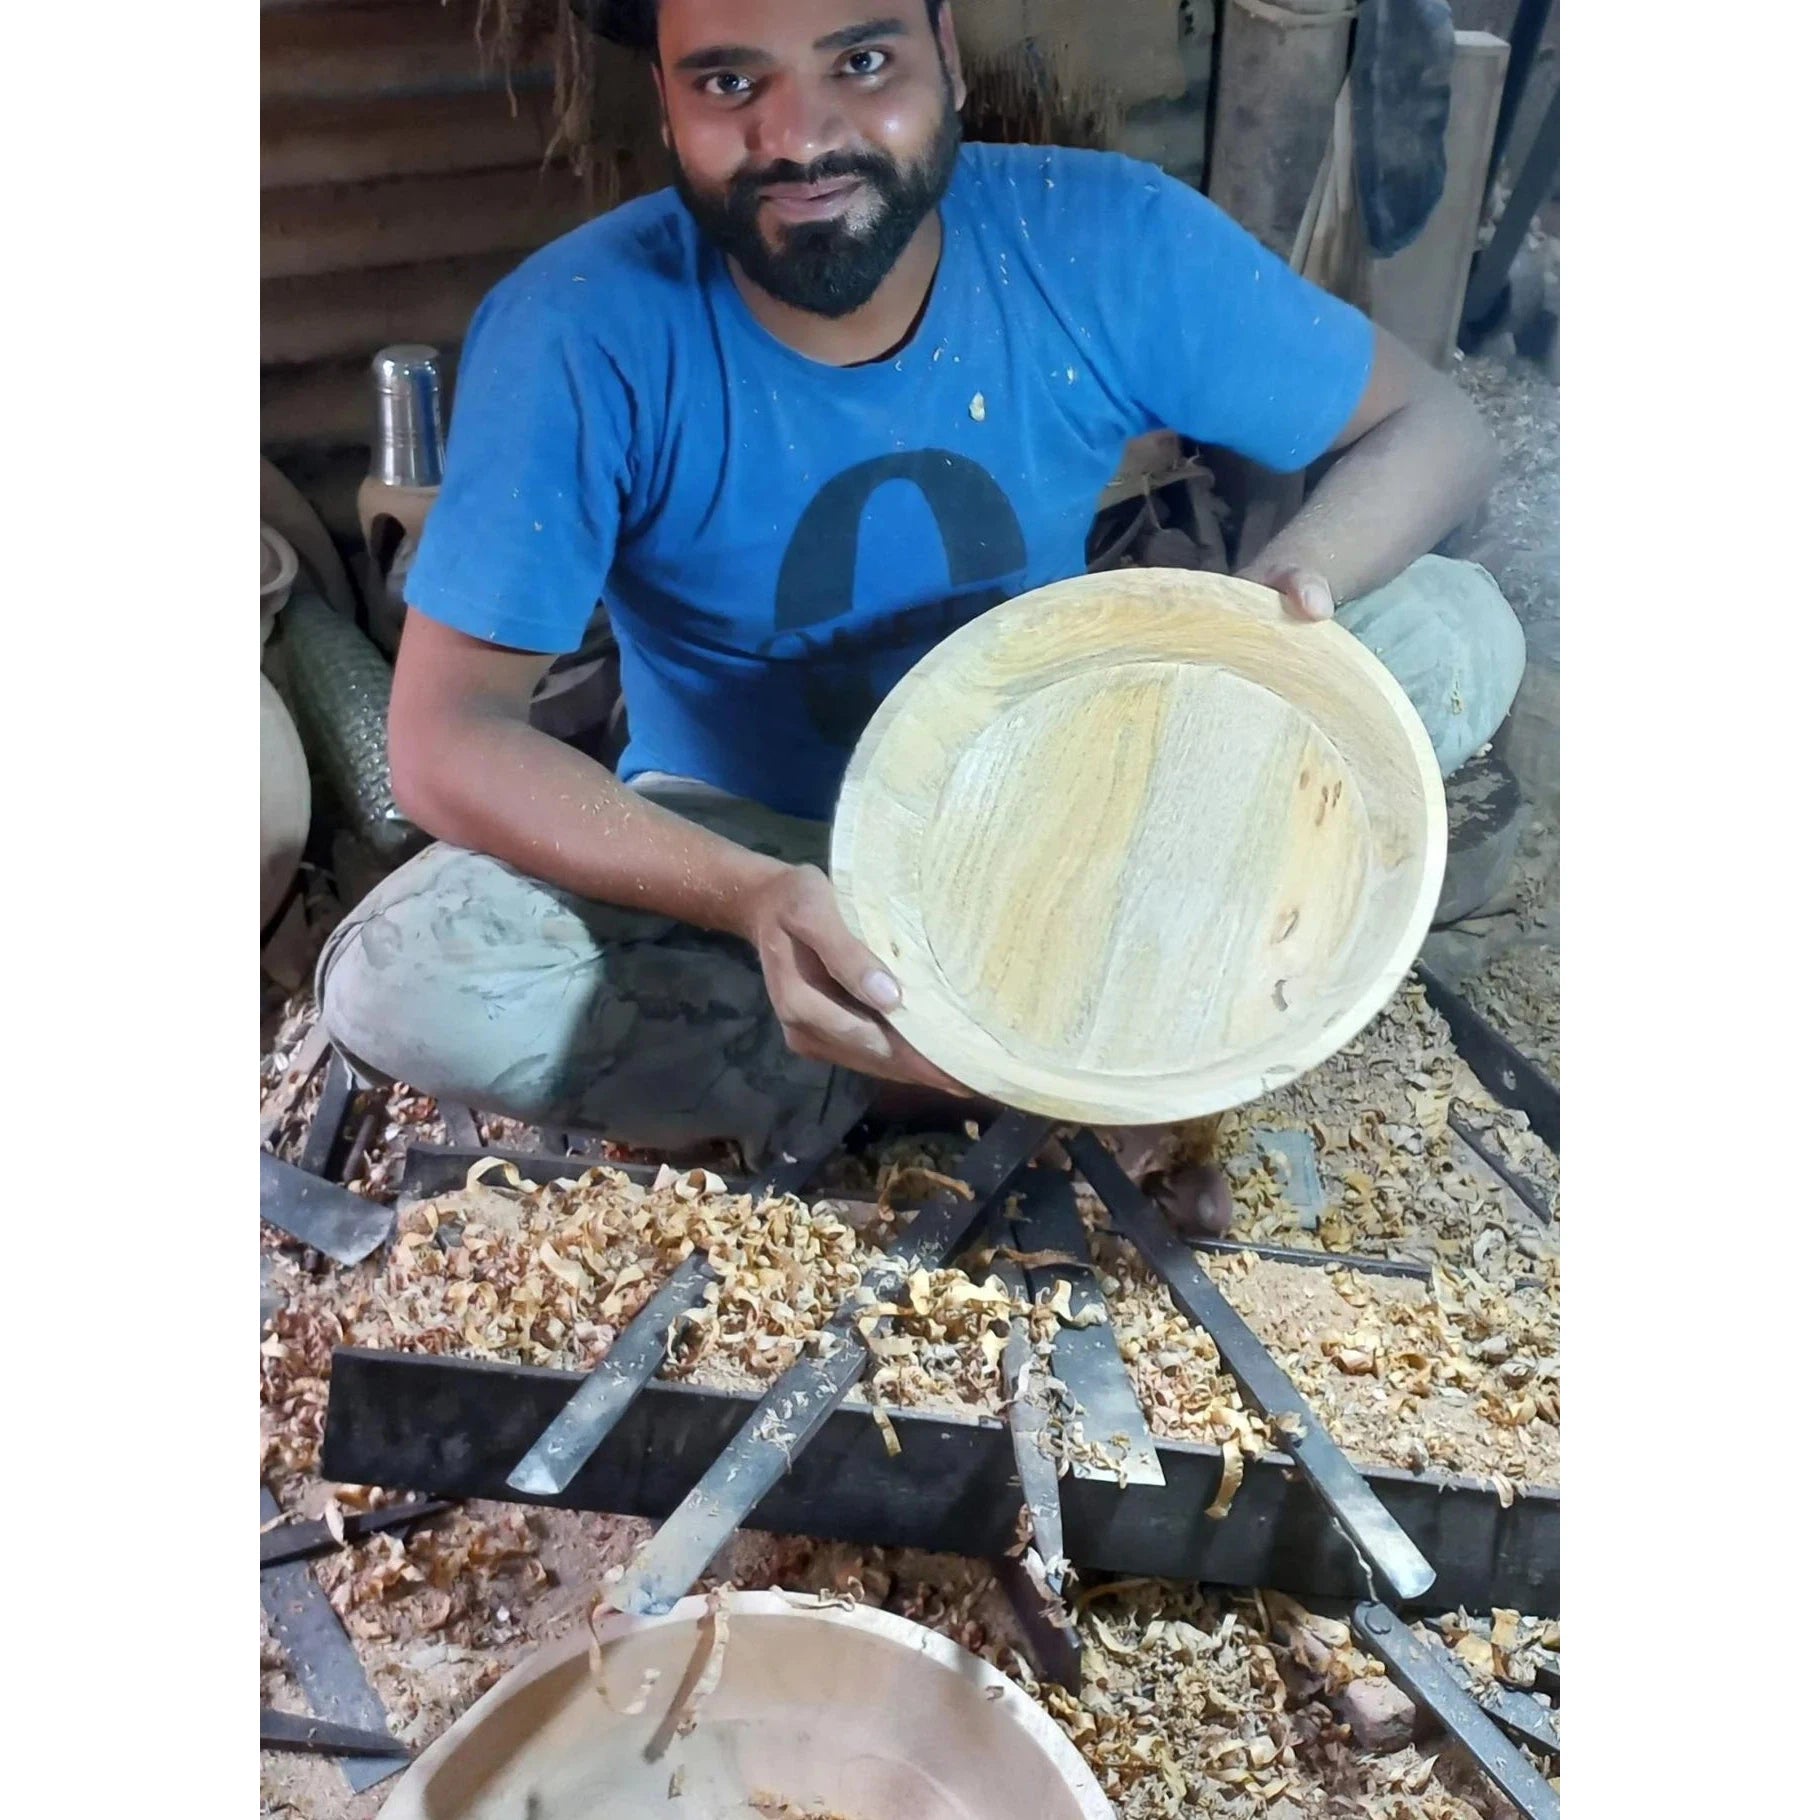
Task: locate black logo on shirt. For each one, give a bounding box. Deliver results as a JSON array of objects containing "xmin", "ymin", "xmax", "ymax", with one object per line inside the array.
[{"xmin": 767, "ymin": 450, "xmax": 1027, "ymax": 746}]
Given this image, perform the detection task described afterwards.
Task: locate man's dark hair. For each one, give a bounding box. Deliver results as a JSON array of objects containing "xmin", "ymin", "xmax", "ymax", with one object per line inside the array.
[{"xmin": 577, "ymin": 1, "xmax": 945, "ymax": 54}]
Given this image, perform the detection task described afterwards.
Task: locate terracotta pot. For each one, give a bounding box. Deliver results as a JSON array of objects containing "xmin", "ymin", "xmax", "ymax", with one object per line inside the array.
[
  {"xmin": 261, "ymin": 674, "xmax": 311, "ymax": 929},
  {"xmin": 378, "ymin": 1588, "xmax": 1112, "ymax": 1820}
]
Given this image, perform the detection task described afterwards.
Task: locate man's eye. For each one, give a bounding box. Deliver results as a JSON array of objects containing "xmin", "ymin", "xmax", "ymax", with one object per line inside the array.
[
  {"xmin": 703, "ymin": 72, "xmax": 753, "ymax": 98},
  {"xmin": 842, "ymin": 48, "xmax": 890, "ymax": 77}
]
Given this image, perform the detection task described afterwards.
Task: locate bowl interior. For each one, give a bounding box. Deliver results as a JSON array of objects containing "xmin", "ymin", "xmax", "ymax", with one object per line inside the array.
[{"xmin": 396, "ymin": 1599, "xmax": 1107, "ymax": 1820}]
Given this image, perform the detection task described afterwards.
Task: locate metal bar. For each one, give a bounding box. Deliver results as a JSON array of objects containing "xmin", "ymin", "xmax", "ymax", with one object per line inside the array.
[
  {"xmin": 400, "ymin": 1142, "xmax": 655, "ymax": 1200},
  {"xmin": 260, "ymin": 1708, "xmax": 412, "ymax": 1758},
  {"xmin": 296, "ymin": 1051, "xmax": 361, "ymax": 1180},
  {"xmin": 1415, "ymin": 963, "xmax": 1560, "ymax": 1151},
  {"xmin": 397, "ymin": 1139, "xmax": 842, "ymax": 1206},
  {"xmin": 340, "ymin": 1100, "xmax": 383, "ymax": 1186},
  {"xmin": 1463, "ymin": 1672, "xmax": 1560, "ymax": 1757},
  {"xmin": 1001, "ymin": 1284, "xmax": 1065, "ymax": 1570},
  {"xmin": 1354, "ymin": 1601, "xmax": 1559, "ymax": 1820},
  {"xmin": 994, "ymin": 1254, "xmax": 1084, "ymax": 1693},
  {"xmin": 260, "ymin": 1486, "xmax": 406, "ymax": 1794},
  {"xmin": 604, "ymin": 1109, "xmax": 1056, "ymax": 1617},
  {"xmin": 1008, "ymin": 1171, "xmax": 1165, "ymax": 1486},
  {"xmin": 260, "ymin": 1151, "xmax": 396, "ymax": 1265},
  {"xmin": 437, "ymin": 1101, "xmax": 482, "ymax": 1148},
  {"xmin": 1065, "ymin": 1131, "xmax": 1436, "ymax": 1606},
  {"xmin": 1483, "ymin": 0, "xmax": 1554, "ymax": 196},
  {"xmin": 323, "ymin": 1350, "xmax": 1559, "ymax": 1615},
  {"xmin": 1463, "ymin": 88, "xmax": 1560, "ymax": 328},
  {"xmin": 1448, "ymin": 1110, "xmax": 1554, "ymax": 1223},
  {"xmin": 260, "ymin": 1497, "xmax": 454, "ymax": 1569},
  {"xmin": 992, "ymin": 1555, "xmax": 1084, "ymax": 1695},
  {"xmin": 506, "ymin": 1253, "xmax": 719, "ymax": 1497},
  {"xmin": 260, "ymin": 1023, "xmax": 332, "ymax": 1146},
  {"xmin": 1187, "ymin": 1234, "xmax": 1431, "ymax": 1282},
  {"xmin": 486, "ymin": 1111, "xmax": 861, "ymax": 1499}
]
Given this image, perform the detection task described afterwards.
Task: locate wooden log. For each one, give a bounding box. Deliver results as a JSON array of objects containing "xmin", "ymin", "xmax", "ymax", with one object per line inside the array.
[
  {"xmin": 1207, "ymin": 0, "xmax": 1355, "ymax": 260},
  {"xmin": 262, "ymin": 254, "xmax": 518, "ymax": 366},
  {"xmin": 261, "ymin": 1, "xmax": 551, "ymax": 101},
  {"xmin": 262, "ymin": 89, "xmax": 555, "ymax": 189},
  {"xmin": 1368, "ymin": 32, "xmax": 1511, "ymax": 367},
  {"xmin": 262, "ymin": 166, "xmax": 596, "ymax": 280}
]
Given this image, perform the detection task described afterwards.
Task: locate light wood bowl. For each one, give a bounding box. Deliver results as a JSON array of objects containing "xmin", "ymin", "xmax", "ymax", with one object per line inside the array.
[
  {"xmin": 831, "ymin": 570, "xmax": 1446, "ymax": 1123},
  {"xmin": 377, "ymin": 1589, "xmax": 1113, "ymax": 1819}
]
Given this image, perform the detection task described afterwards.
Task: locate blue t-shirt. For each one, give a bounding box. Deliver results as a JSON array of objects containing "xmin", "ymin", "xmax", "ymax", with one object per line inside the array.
[{"xmin": 406, "ymin": 143, "xmax": 1375, "ymax": 821}]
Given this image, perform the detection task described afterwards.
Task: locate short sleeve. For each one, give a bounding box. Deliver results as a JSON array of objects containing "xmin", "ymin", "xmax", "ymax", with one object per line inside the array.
[
  {"xmin": 404, "ymin": 280, "xmax": 633, "ymax": 654},
  {"xmin": 1098, "ymin": 161, "xmax": 1377, "ymax": 473}
]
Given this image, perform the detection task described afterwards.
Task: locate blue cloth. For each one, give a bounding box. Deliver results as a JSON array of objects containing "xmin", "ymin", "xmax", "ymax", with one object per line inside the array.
[{"xmin": 405, "ymin": 143, "xmax": 1376, "ymax": 820}]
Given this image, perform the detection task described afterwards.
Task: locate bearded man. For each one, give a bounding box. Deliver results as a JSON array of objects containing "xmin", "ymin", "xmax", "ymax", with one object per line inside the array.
[{"xmin": 317, "ymin": 0, "xmax": 1520, "ymax": 1219}]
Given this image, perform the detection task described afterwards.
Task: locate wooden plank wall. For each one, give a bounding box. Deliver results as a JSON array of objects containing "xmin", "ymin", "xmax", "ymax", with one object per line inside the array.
[
  {"xmin": 262, "ymin": 0, "xmax": 599, "ymax": 525},
  {"xmin": 261, "ymin": 0, "xmax": 1202, "ymax": 541}
]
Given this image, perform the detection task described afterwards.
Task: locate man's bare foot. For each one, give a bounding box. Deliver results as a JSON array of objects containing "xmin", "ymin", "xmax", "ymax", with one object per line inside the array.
[
  {"xmin": 1149, "ymin": 1162, "xmax": 1235, "ymax": 1238},
  {"xmin": 1100, "ymin": 1126, "xmax": 1236, "ymax": 1239}
]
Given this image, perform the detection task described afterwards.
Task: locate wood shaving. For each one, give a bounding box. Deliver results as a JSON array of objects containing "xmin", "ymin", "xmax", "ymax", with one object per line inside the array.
[
  {"xmin": 643, "ymin": 1583, "xmax": 731, "ymax": 1761},
  {"xmin": 1204, "ymin": 1439, "xmax": 1243, "ymax": 1520}
]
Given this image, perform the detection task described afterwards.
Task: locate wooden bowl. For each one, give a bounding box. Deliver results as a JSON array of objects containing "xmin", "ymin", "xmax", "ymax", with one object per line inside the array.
[
  {"xmin": 831, "ymin": 570, "xmax": 1445, "ymax": 1124},
  {"xmin": 377, "ymin": 1589, "xmax": 1113, "ymax": 1820}
]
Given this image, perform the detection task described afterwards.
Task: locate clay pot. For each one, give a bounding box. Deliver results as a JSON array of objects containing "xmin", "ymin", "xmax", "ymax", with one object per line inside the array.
[
  {"xmin": 378, "ymin": 1588, "xmax": 1112, "ymax": 1820},
  {"xmin": 261, "ymin": 674, "xmax": 311, "ymax": 929}
]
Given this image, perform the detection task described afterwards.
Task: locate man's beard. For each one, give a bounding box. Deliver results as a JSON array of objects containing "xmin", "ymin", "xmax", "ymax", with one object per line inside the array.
[{"xmin": 671, "ymin": 106, "xmax": 963, "ymax": 319}]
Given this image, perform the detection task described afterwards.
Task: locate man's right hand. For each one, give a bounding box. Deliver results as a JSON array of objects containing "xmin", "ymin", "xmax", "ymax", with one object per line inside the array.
[{"xmin": 738, "ymin": 864, "xmax": 964, "ymax": 1092}]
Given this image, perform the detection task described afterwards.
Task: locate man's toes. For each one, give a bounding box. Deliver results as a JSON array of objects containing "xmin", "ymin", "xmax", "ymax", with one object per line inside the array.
[{"xmin": 1152, "ymin": 1162, "xmax": 1235, "ymax": 1239}]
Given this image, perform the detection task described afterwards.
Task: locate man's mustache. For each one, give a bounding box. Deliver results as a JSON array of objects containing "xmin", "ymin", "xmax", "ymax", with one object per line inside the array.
[{"xmin": 729, "ymin": 151, "xmax": 897, "ymax": 202}]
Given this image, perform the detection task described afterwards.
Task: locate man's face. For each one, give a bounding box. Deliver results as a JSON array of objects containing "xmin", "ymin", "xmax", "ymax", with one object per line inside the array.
[{"xmin": 654, "ymin": 1, "xmax": 965, "ymax": 319}]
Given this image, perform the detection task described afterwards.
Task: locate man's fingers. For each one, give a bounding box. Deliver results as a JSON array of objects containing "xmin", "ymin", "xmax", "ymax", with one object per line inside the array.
[
  {"xmin": 774, "ymin": 982, "xmax": 898, "ymax": 1068},
  {"xmin": 777, "ymin": 868, "xmax": 901, "ymax": 1011},
  {"xmin": 1242, "ymin": 564, "xmax": 1335, "ymax": 623}
]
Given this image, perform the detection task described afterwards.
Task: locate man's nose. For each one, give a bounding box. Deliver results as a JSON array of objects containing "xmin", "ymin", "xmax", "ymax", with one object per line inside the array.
[{"xmin": 747, "ymin": 73, "xmax": 842, "ymax": 171}]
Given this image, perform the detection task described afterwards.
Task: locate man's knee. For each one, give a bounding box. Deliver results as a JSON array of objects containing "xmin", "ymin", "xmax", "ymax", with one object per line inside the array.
[
  {"xmin": 315, "ymin": 844, "xmax": 577, "ymax": 1103},
  {"xmin": 1337, "ymin": 555, "xmax": 1527, "ymax": 778}
]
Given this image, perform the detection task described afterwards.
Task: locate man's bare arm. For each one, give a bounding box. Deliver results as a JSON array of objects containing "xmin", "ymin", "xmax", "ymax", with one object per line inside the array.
[
  {"xmin": 389, "ymin": 609, "xmax": 782, "ymax": 934},
  {"xmin": 1239, "ymin": 327, "xmax": 1498, "ymax": 620},
  {"xmin": 387, "ymin": 610, "xmax": 956, "ymax": 1088}
]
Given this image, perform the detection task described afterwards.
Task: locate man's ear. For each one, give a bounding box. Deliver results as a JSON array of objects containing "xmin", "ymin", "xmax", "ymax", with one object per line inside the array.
[
  {"xmin": 650, "ymin": 60, "xmax": 672, "ymax": 150},
  {"xmin": 935, "ymin": 2, "xmax": 966, "ymax": 112}
]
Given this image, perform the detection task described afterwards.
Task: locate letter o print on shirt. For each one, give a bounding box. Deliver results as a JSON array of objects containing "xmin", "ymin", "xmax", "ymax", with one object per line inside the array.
[{"xmin": 771, "ymin": 451, "xmax": 1029, "ymax": 747}]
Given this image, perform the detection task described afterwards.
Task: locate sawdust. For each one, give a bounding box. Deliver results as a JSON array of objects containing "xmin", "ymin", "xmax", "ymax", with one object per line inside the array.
[{"xmin": 1197, "ymin": 1256, "xmax": 1558, "ymax": 1487}]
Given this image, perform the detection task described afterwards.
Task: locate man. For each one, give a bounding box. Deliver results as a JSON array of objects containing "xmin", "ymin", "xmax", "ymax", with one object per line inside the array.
[{"xmin": 318, "ymin": 0, "xmax": 1520, "ymax": 1199}]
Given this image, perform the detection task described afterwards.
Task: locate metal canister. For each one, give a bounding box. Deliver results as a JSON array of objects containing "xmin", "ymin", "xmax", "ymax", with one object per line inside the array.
[{"xmin": 368, "ymin": 344, "xmax": 446, "ymax": 488}]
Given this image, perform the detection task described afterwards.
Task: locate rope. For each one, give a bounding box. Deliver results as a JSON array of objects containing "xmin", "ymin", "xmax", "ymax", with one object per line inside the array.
[{"xmin": 1228, "ymin": 0, "xmax": 1362, "ymax": 29}]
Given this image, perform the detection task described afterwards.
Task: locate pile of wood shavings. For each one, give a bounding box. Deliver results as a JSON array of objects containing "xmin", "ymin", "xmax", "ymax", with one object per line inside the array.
[
  {"xmin": 1158, "ymin": 983, "xmax": 1558, "ymax": 1265},
  {"xmin": 888, "ymin": 1563, "xmax": 1550, "ymax": 1818},
  {"xmin": 1461, "ymin": 947, "xmax": 1560, "ymax": 1083},
  {"xmin": 344, "ymin": 1163, "xmax": 1101, "ymax": 1431},
  {"xmin": 1197, "ymin": 1254, "xmax": 1557, "ymax": 1489},
  {"xmin": 1430, "ymin": 1607, "xmax": 1561, "ymax": 1701},
  {"xmin": 314, "ymin": 1501, "xmax": 546, "ymax": 1645}
]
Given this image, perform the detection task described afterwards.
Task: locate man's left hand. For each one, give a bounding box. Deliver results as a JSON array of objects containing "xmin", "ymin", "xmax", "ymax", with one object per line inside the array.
[{"xmin": 1238, "ymin": 562, "xmax": 1336, "ymax": 624}]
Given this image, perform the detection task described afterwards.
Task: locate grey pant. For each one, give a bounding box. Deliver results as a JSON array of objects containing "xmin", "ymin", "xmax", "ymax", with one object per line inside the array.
[{"xmin": 318, "ymin": 557, "xmax": 1524, "ymax": 1164}]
